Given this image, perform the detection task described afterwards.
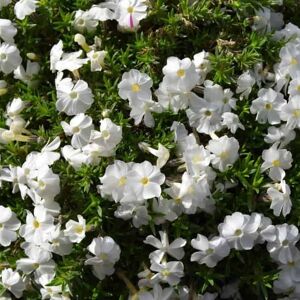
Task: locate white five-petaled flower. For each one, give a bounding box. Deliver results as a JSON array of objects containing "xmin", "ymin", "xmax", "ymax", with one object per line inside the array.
[
  {"xmin": 56, "ymin": 76, "xmax": 94, "ymax": 116},
  {"xmin": 0, "ymin": 206, "xmax": 20, "ymax": 247},
  {"xmin": 118, "ymin": 69, "xmax": 153, "ymax": 103},
  {"xmin": 261, "ymin": 143, "xmax": 293, "ymax": 181},
  {"xmin": 14, "ymin": 0, "xmax": 38, "ymax": 20},
  {"xmin": 206, "ymin": 135, "xmax": 239, "ymax": 172},
  {"xmin": 267, "ymin": 180, "xmax": 292, "ymax": 217},
  {"xmin": 0, "ymin": 42, "xmax": 22, "ymax": 74},
  {"xmin": 280, "ymin": 95, "xmax": 300, "ymax": 129},
  {"xmin": 127, "ymin": 161, "xmax": 165, "ymax": 200},
  {"xmin": 218, "ymin": 212, "xmax": 261, "ymax": 250},
  {"xmin": 64, "ymin": 215, "xmax": 86, "ymax": 243},
  {"xmin": 250, "ymin": 88, "xmax": 286, "ymax": 125},
  {"xmin": 1, "ymin": 268, "xmax": 25, "ymax": 299},
  {"xmin": 191, "ymin": 234, "xmax": 230, "ymax": 267},
  {"xmin": 85, "ymin": 236, "xmax": 121, "ymax": 280},
  {"xmin": 144, "ymin": 231, "xmax": 186, "ymax": 263},
  {"xmin": 0, "ymin": 19, "xmax": 17, "ymax": 43},
  {"xmin": 61, "ymin": 113, "xmax": 94, "ymax": 149},
  {"xmin": 162, "ymin": 56, "xmax": 199, "ymax": 92}
]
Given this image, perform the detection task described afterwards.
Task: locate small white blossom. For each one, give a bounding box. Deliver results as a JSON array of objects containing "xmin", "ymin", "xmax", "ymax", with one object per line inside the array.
[{"xmin": 64, "ymin": 215, "xmax": 86, "ymax": 243}]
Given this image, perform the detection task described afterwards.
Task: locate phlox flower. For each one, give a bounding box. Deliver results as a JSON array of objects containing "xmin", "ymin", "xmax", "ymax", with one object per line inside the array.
[
  {"xmin": 236, "ymin": 70, "xmax": 256, "ymax": 99},
  {"xmin": 191, "ymin": 234, "xmax": 230, "ymax": 267},
  {"xmin": 0, "ymin": 205, "xmax": 20, "ymax": 247},
  {"xmin": 261, "ymin": 143, "xmax": 292, "ymax": 181},
  {"xmin": 264, "ymin": 125, "xmax": 296, "ymax": 147},
  {"xmin": 14, "ymin": 60, "xmax": 40, "ymax": 87},
  {"xmin": 0, "ymin": 19, "xmax": 17, "ymax": 43},
  {"xmin": 116, "ymin": 0, "xmax": 148, "ymax": 31},
  {"xmin": 64, "ymin": 215, "xmax": 86, "ymax": 243},
  {"xmin": 218, "ymin": 212, "xmax": 261, "ymax": 250},
  {"xmin": 56, "ymin": 76, "xmax": 94, "ymax": 116},
  {"xmin": 280, "ymin": 95, "xmax": 300, "ymax": 129},
  {"xmin": 85, "ymin": 236, "xmax": 121, "ymax": 280},
  {"xmin": 267, "ymin": 224, "xmax": 299, "ymax": 264},
  {"xmin": 16, "ymin": 247, "xmax": 56, "ymax": 286},
  {"xmin": 206, "ymin": 135, "xmax": 239, "ymax": 172},
  {"xmin": 126, "ymin": 161, "xmax": 165, "ymax": 200},
  {"xmin": 0, "ymin": 42, "xmax": 22, "ymax": 74},
  {"xmin": 150, "ymin": 261, "xmax": 184, "ymax": 286},
  {"xmin": 1, "ymin": 268, "xmax": 25, "ymax": 299},
  {"xmin": 14, "ymin": 0, "xmax": 38, "ymax": 20},
  {"xmin": 144, "ymin": 231, "xmax": 186, "ymax": 263},
  {"xmin": 250, "ymin": 88, "xmax": 286, "ymax": 124},
  {"xmin": 118, "ymin": 69, "xmax": 152, "ymax": 102},
  {"xmin": 267, "ymin": 181, "xmax": 292, "ymax": 217},
  {"xmin": 87, "ymin": 50, "xmax": 107, "ymax": 72},
  {"xmin": 192, "ymin": 50, "xmax": 212, "ymax": 82},
  {"xmin": 162, "ymin": 56, "xmax": 199, "ymax": 92},
  {"xmin": 73, "ymin": 10, "xmax": 98, "ymax": 32},
  {"xmin": 61, "ymin": 113, "xmax": 94, "ymax": 149}
]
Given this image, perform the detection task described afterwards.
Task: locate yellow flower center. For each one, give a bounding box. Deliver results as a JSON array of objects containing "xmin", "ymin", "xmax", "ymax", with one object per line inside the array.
[
  {"xmin": 297, "ymin": 85, "xmax": 300, "ymax": 91},
  {"xmin": 33, "ymin": 220, "xmax": 40, "ymax": 229},
  {"xmin": 205, "ymin": 110, "xmax": 212, "ymax": 116},
  {"xmin": 140, "ymin": 177, "xmax": 149, "ymax": 185},
  {"xmin": 72, "ymin": 126, "xmax": 80, "ymax": 134},
  {"xmin": 0, "ymin": 53, "xmax": 7, "ymax": 60},
  {"xmin": 131, "ymin": 83, "xmax": 140, "ymax": 92},
  {"xmin": 177, "ymin": 69, "xmax": 185, "ymax": 77},
  {"xmin": 175, "ymin": 197, "xmax": 182, "ymax": 204},
  {"xmin": 38, "ymin": 180, "xmax": 46, "ymax": 189},
  {"xmin": 75, "ymin": 225, "xmax": 84, "ymax": 234},
  {"xmin": 161, "ymin": 269, "xmax": 170, "ymax": 277},
  {"xmin": 127, "ymin": 6, "xmax": 134, "ymax": 13},
  {"xmin": 118, "ymin": 176, "xmax": 127, "ymax": 186},
  {"xmin": 265, "ymin": 103, "xmax": 272, "ymax": 110},
  {"xmin": 69, "ymin": 91, "xmax": 78, "ymax": 99},
  {"xmin": 291, "ymin": 58, "xmax": 298, "ymax": 65},
  {"xmin": 272, "ymin": 159, "xmax": 281, "ymax": 167},
  {"xmin": 235, "ymin": 229, "xmax": 242, "ymax": 236},
  {"xmin": 219, "ymin": 151, "xmax": 229, "ymax": 160},
  {"xmin": 206, "ymin": 248, "xmax": 214, "ymax": 255},
  {"xmin": 98, "ymin": 253, "xmax": 108, "ymax": 260},
  {"xmin": 293, "ymin": 109, "xmax": 300, "ymax": 118}
]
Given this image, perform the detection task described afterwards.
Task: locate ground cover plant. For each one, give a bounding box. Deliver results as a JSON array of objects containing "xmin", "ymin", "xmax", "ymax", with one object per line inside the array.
[{"xmin": 1, "ymin": 0, "xmax": 300, "ymax": 299}]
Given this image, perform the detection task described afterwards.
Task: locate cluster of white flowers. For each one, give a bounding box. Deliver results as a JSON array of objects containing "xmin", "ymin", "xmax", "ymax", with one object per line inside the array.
[{"xmin": 73, "ymin": 0, "xmax": 148, "ymax": 32}]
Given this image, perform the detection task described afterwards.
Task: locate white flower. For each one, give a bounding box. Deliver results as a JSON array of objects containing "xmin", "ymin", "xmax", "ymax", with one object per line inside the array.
[
  {"xmin": 19, "ymin": 206, "xmax": 55, "ymax": 244},
  {"xmin": 50, "ymin": 40, "xmax": 64, "ymax": 73},
  {"xmin": 218, "ymin": 212, "xmax": 261, "ymax": 250},
  {"xmin": 56, "ymin": 77, "xmax": 94, "ymax": 116},
  {"xmin": 0, "ymin": 42, "xmax": 22, "ymax": 74},
  {"xmin": 267, "ymin": 224, "xmax": 299, "ymax": 264},
  {"xmin": 116, "ymin": 0, "xmax": 148, "ymax": 31},
  {"xmin": 1, "ymin": 268, "xmax": 25, "ymax": 299},
  {"xmin": 13, "ymin": 60, "xmax": 40, "ymax": 86},
  {"xmin": 64, "ymin": 215, "xmax": 86, "ymax": 243},
  {"xmin": 61, "ymin": 114, "xmax": 93, "ymax": 149},
  {"xmin": 204, "ymin": 81, "xmax": 237, "ymax": 113},
  {"xmin": 221, "ymin": 112, "xmax": 245, "ymax": 134},
  {"xmin": 0, "ymin": 19, "xmax": 17, "ymax": 43},
  {"xmin": 152, "ymin": 197, "xmax": 178, "ymax": 224},
  {"xmin": 136, "ymin": 284, "xmax": 175, "ymax": 300},
  {"xmin": 250, "ymin": 88, "xmax": 286, "ymax": 124},
  {"xmin": 61, "ymin": 145, "xmax": 87, "ymax": 170},
  {"xmin": 236, "ymin": 70, "xmax": 256, "ymax": 99},
  {"xmin": 29, "ymin": 165, "xmax": 60, "ymax": 201},
  {"xmin": 16, "ymin": 247, "xmax": 56, "ymax": 286},
  {"xmin": 267, "ymin": 181, "xmax": 292, "ymax": 217},
  {"xmin": 139, "ymin": 142, "xmax": 170, "ymax": 168},
  {"xmin": 91, "ymin": 118, "xmax": 122, "ymax": 156},
  {"xmin": 6, "ymin": 97, "xmax": 26, "ymax": 119},
  {"xmin": 127, "ymin": 161, "xmax": 165, "ymax": 200},
  {"xmin": 87, "ymin": 50, "xmax": 107, "ymax": 72},
  {"xmin": 191, "ymin": 234, "xmax": 230, "ymax": 267},
  {"xmin": 261, "ymin": 143, "xmax": 292, "ymax": 181},
  {"xmin": 49, "ymin": 226, "xmax": 73, "ymax": 256},
  {"xmin": 40, "ymin": 285, "xmax": 64, "ymax": 300},
  {"xmin": 144, "ymin": 231, "xmax": 186, "ymax": 263},
  {"xmin": 192, "ymin": 50, "xmax": 211, "ymax": 81},
  {"xmin": 99, "ymin": 160, "xmax": 131, "ymax": 202},
  {"xmin": 118, "ymin": 69, "xmax": 152, "ymax": 103},
  {"xmin": 206, "ymin": 136, "xmax": 239, "ymax": 172},
  {"xmin": 150, "ymin": 261, "xmax": 184, "ymax": 286},
  {"xmin": 186, "ymin": 97, "xmax": 222, "ymax": 134},
  {"xmin": 85, "ymin": 236, "xmax": 121, "ymax": 280},
  {"xmin": 264, "ymin": 125, "xmax": 296, "ymax": 147},
  {"xmin": 0, "ymin": 206, "xmax": 20, "ymax": 247},
  {"xmin": 288, "ymin": 76, "xmax": 300, "ymax": 97},
  {"xmin": 252, "ymin": 7, "xmax": 283, "ymax": 33},
  {"xmin": 278, "ymin": 43, "xmax": 300, "ymax": 78},
  {"xmin": 129, "ymin": 98, "xmax": 162, "ymax": 128},
  {"xmin": 14, "ymin": 0, "xmax": 38, "ymax": 20},
  {"xmin": 280, "ymin": 95, "xmax": 300, "ymax": 129},
  {"xmin": 162, "ymin": 57, "xmax": 199, "ymax": 92},
  {"xmin": 73, "ymin": 10, "xmax": 98, "ymax": 32}
]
